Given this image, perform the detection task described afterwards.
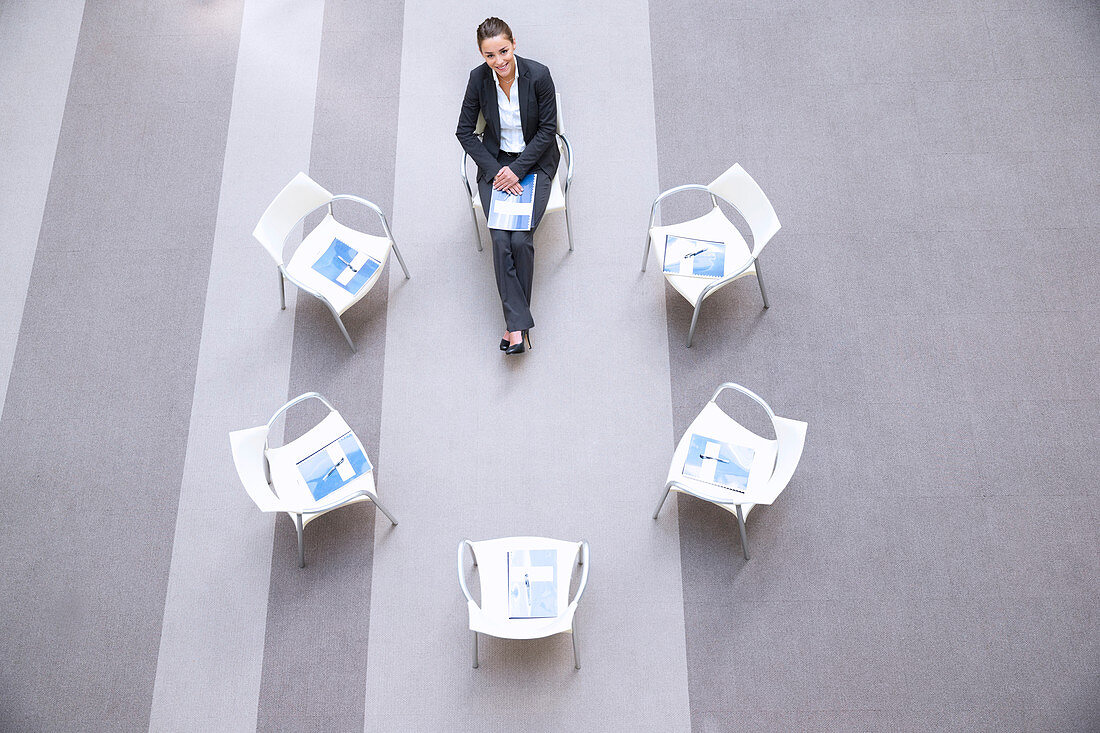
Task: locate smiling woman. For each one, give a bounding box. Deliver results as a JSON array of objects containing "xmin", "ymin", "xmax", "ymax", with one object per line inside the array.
[{"xmin": 456, "ymin": 16, "xmax": 561, "ymax": 355}]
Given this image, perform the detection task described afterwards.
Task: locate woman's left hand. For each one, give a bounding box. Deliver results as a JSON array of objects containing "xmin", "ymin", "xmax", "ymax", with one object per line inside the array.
[{"xmin": 493, "ymin": 165, "xmax": 520, "ymax": 192}]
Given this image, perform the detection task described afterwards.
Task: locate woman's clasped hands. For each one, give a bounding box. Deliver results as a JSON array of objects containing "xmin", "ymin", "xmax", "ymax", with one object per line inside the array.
[{"xmin": 492, "ymin": 165, "xmax": 523, "ymax": 195}]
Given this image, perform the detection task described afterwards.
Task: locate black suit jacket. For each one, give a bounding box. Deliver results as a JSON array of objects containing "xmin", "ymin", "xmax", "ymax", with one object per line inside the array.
[{"xmin": 456, "ymin": 56, "xmax": 560, "ymax": 184}]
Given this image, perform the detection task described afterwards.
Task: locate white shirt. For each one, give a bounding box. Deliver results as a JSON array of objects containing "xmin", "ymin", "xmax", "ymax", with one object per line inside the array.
[{"xmin": 495, "ymin": 63, "xmax": 524, "ymax": 153}]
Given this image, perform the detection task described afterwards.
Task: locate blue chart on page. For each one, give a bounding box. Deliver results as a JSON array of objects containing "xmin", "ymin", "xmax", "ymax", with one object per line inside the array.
[
  {"xmin": 507, "ymin": 548, "xmax": 558, "ymax": 619},
  {"xmin": 488, "ymin": 172, "xmax": 537, "ymax": 231},
  {"xmin": 682, "ymin": 433, "xmax": 755, "ymax": 492},
  {"xmin": 312, "ymin": 238, "xmax": 381, "ymax": 294},
  {"xmin": 663, "ymin": 234, "xmax": 727, "ymax": 279},
  {"xmin": 296, "ymin": 431, "xmax": 372, "ymax": 501}
]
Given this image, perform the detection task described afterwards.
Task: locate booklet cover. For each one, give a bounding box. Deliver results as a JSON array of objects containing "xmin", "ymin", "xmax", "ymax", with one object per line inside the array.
[
  {"xmin": 682, "ymin": 434, "xmax": 755, "ymax": 492},
  {"xmin": 296, "ymin": 430, "xmax": 372, "ymax": 501},
  {"xmin": 311, "ymin": 238, "xmax": 381, "ymax": 294},
  {"xmin": 663, "ymin": 235, "xmax": 726, "ymax": 279},
  {"xmin": 488, "ymin": 173, "xmax": 538, "ymax": 231},
  {"xmin": 507, "ymin": 549, "xmax": 558, "ymax": 619}
]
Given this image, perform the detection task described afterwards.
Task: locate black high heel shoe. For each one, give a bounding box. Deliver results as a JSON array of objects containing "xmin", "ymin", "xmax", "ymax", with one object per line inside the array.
[
  {"xmin": 499, "ymin": 338, "xmax": 509, "ymax": 351},
  {"xmin": 504, "ymin": 330, "xmax": 531, "ymax": 355}
]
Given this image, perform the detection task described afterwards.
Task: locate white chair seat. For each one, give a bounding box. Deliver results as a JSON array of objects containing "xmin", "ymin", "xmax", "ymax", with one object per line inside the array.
[
  {"xmin": 464, "ymin": 536, "xmax": 581, "ymax": 640},
  {"xmin": 649, "ymin": 207, "xmax": 755, "ymax": 306},
  {"xmin": 665, "ymin": 402, "xmax": 779, "ymax": 521},
  {"xmin": 284, "ymin": 214, "xmax": 392, "ymax": 316},
  {"xmin": 264, "ymin": 410, "xmax": 375, "ymax": 528}
]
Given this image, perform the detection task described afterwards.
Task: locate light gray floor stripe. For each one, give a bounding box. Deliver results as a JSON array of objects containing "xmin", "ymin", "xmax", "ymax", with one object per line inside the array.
[
  {"xmin": 363, "ymin": 2, "xmax": 691, "ymax": 729},
  {"xmin": 147, "ymin": 1, "xmax": 324, "ymax": 730},
  {"xmin": 0, "ymin": 0, "xmax": 84, "ymax": 416}
]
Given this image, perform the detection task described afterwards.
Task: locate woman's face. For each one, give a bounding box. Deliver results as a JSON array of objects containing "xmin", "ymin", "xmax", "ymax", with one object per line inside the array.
[{"xmin": 479, "ymin": 34, "xmax": 516, "ymax": 79}]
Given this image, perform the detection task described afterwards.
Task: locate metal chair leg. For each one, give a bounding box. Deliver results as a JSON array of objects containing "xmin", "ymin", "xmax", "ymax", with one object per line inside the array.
[
  {"xmin": 755, "ymin": 259, "xmax": 769, "ymax": 309},
  {"xmin": 278, "ymin": 269, "xmax": 286, "ymax": 310},
  {"xmin": 371, "ymin": 494, "xmax": 399, "ymax": 526},
  {"xmin": 641, "ymin": 233, "xmax": 652, "ymax": 271},
  {"xmin": 572, "ymin": 619, "xmax": 580, "ymax": 670},
  {"xmin": 564, "ymin": 199, "xmax": 575, "ymax": 252},
  {"xmin": 332, "ymin": 314, "xmax": 355, "ymax": 352},
  {"xmin": 472, "ymin": 632, "xmax": 479, "ymax": 668},
  {"xmin": 390, "ymin": 241, "xmax": 411, "ymax": 280},
  {"xmin": 470, "ymin": 207, "xmax": 483, "ymax": 252},
  {"xmin": 295, "ymin": 513, "xmax": 305, "ymax": 568},
  {"xmin": 735, "ymin": 504, "xmax": 750, "ymax": 560},
  {"xmin": 653, "ymin": 484, "xmax": 672, "ymax": 519},
  {"xmin": 687, "ymin": 303, "xmax": 703, "ymax": 348}
]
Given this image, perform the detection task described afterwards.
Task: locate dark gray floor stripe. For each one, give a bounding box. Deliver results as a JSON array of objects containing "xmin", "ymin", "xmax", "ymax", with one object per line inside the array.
[
  {"xmin": 0, "ymin": 2, "xmax": 244, "ymax": 730},
  {"xmin": 254, "ymin": 2, "xmax": 405, "ymax": 730},
  {"xmin": 650, "ymin": 3, "xmax": 1100, "ymax": 731}
]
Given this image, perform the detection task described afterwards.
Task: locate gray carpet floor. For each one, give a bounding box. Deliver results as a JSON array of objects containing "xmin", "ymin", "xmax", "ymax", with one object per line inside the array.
[{"xmin": 0, "ymin": 1, "xmax": 1095, "ymax": 731}]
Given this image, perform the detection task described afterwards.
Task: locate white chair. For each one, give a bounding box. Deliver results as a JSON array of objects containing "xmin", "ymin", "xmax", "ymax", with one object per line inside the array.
[
  {"xmin": 252, "ymin": 172, "xmax": 410, "ymax": 352},
  {"xmin": 229, "ymin": 392, "xmax": 398, "ymax": 568},
  {"xmin": 457, "ymin": 536, "xmax": 589, "ymax": 669},
  {"xmin": 642, "ymin": 163, "xmax": 780, "ymax": 347},
  {"xmin": 460, "ymin": 93, "xmax": 575, "ymax": 252},
  {"xmin": 653, "ymin": 383, "xmax": 806, "ymax": 559}
]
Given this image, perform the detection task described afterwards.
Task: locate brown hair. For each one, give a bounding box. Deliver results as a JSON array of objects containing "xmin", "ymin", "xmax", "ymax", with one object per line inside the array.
[{"xmin": 476, "ymin": 17, "xmax": 513, "ymax": 45}]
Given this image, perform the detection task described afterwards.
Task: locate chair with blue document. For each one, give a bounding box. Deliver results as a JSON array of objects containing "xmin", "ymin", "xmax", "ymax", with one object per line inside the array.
[
  {"xmin": 460, "ymin": 93, "xmax": 575, "ymax": 252},
  {"xmin": 229, "ymin": 392, "xmax": 398, "ymax": 568},
  {"xmin": 252, "ymin": 172, "xmax": 410, "ymax": 352},
  {"xmin": 642, "ymin": 163, "xmax": 780, "ymax": 347},
  {"xmin": 457, "ymin": 536, "xmax": 589, "ymax": 669},
  {"xmin": 653, "ymin": 383, "xmax": 806, "ymax": 560}
]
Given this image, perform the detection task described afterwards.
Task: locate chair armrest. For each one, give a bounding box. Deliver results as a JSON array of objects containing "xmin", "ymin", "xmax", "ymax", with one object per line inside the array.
[
  {"xmin": 709, "ymin": 383, "xmax": 776, "ymax": 420},
  {"xmin": 328, "ymin": 194, "xmax": 397, "ymax": 244},
  {"xmin": 460, "ymin": 152, "xmax": 475, "ymax": 200},
  {"xmin": 556, "ymin": 133, "xmax": 574, "ymax": 190},
  {"xmin": 264, "ymin": 392, "xmax": 336, "ymax": 451},
  {"xmin": 648, "ymin": 184, "xmax": 751, "ymax": 234},
  {"xmin": 570, "ymin": 540, "xmax": 590, "ymax": 606},
  {"xmin": 457, "ymin": 539, "xmax": 478, "ymax": 607}
]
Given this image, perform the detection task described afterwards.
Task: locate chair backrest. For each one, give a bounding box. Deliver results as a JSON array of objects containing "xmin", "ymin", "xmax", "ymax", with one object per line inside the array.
[
  {"xmin": 252, "ymin": 172, "xmax": 333, "ymax": 265},
  {"xmin": 229, "ymin": 425, "xmax": 284, "ymax": 512},
  {"xmin": 706, "ymin": 164, "xmax": 781, "ymax": 255},
  {"xmin": 474, "ymin": 110, "xmax": 486, "ymax": 136},
  {"xmin": 555, "ymin": 92, "xmax": 564, "ymax": 135},
  {"xmin": 758, "ymin": 416, "xmax": 807, "ymax": 504}
]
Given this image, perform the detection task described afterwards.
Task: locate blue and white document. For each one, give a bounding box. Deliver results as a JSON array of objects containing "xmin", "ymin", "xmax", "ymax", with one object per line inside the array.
[
  {"xmin": 311, "ymin": 238, "xmax": 381, "ymax": 294},
  {"xmin": 663, "ymin": 235, "xmax": 726, "ymax": 279},
  {"xmin": 295, "ymin": 430, "xmax": 372, "ymax": 501},
  {"xmin": 507, "ymin": 549, "xmax": 558, "ymax": 619},
  {"xmin": 487, "ymin": 173, "xmax": 537, "ymax": 231},
  {"xmin": 682, "ymin": 434, "xmax": 755, "ymax": 492}
]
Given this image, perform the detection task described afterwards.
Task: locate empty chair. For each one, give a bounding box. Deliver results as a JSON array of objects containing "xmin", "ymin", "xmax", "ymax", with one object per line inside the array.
[
  {"xmin": 458, "ymin": 536, "xmax": 589, "ymax": 669},
  {"xmin": 252, "ymin": 172, "xmax": 410, "ymax": 352},
  {"xmin": 229, "ymin": 392, "xmax": 398, "ymax": 568},
  {"xmin": 642, "ymin": 163, "xmax": 780, "ymax": 347},
  {"xmin": 460, "ymin": 93, "xmax": 575, "ymax": 252},
  {"xmin": 653, "ymin": 383, "xmax": 806, "ymax": 559}
]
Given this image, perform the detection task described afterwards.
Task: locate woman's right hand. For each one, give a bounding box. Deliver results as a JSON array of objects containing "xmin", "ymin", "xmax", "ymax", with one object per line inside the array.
[{"xmin": 493, "ymin": 165, "xmax": 522, "ymax": 196}]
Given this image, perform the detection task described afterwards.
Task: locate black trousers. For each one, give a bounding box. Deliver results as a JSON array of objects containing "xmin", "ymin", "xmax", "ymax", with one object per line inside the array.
[{"xmin": 478, "ymin": 151, "xmax": 553, "ymax": 332}]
